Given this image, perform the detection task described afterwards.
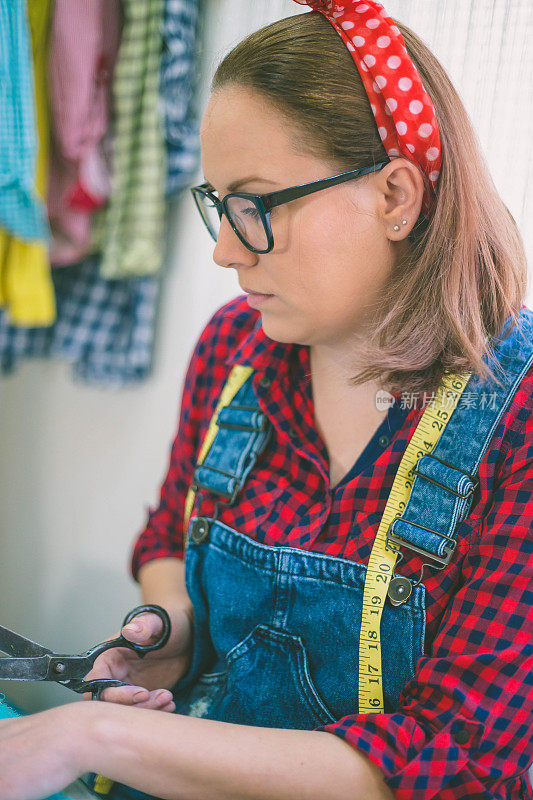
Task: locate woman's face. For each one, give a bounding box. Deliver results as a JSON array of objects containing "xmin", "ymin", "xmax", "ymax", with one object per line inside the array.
[{"xmin": 200, "ymin": 84, "xmax": 408, "ymax": 350}]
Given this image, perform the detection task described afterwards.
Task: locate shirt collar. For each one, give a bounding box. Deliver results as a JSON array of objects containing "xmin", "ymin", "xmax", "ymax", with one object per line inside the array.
[{"xmin": 224, "ymin": 310, "xmax": 403, "ymax": 402}]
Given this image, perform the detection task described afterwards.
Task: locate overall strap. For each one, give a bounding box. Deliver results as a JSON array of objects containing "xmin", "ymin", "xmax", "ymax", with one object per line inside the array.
[
  {"xmin": 183, "ymin": 366, "xmax": 271, "ymax": 543},
  {"xmin": 387, "ymin": 307, "xmax": 533, "ymax": 575}
]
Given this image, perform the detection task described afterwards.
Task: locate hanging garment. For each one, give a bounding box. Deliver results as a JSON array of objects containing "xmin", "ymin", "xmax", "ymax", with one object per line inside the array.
[
  {"xmin": 47, "ymin": 0, "xmax": 121, "ymax": 267},
  {"xmin": 0, "ymin": 256, "xmax": 159, "ymax": 388},
  {"xmin": 0, "ymin": 0, "xmax": 56, "ymax": 327},
  {"xmin": 91, "ymin": 0, "xmax": 167, "ymax": 279},
  {"xmin": 160, "ymin": 0, "xmax": 202, "ymax": 196},
  {"xmin": 128, "ymin": 295, "xmax": 533, "ymax": 800},
  {"xmin": 0, "ymin": 234, "xmax": 55, "ymax": 326},
  {"xmin": 0, "ymin": 0, "xmax": 50, "ymax": 242}
]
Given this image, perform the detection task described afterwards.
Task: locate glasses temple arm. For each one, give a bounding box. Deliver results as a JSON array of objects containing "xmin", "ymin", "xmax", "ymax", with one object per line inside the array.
[{"xmin": 262, "ymin": 161, "xmax": 389, "ymax": 210}]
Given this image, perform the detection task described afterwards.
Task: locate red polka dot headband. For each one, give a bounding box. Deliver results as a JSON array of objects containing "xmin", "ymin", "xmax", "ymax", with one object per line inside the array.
[{"xmin": 292, "ymin": 0, "xmax": 442, "ymax": 217}]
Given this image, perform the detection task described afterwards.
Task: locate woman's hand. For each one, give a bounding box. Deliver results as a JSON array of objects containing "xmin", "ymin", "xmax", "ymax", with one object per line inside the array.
[
  {"xmin": 0, "ymin": 704, "xmax": 85, "ymax": 800},
  {"xmin": 82, "ymin": 606, "xmax": 193, "ymax": 711}
]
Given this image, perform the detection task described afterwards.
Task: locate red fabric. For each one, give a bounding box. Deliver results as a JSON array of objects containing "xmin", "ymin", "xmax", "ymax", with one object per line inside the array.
[
  {"xmin": 66, "ymin": 178, "xmax": 106, "ymax": 212},
  {"xmin": 131, "ymin": 295, "xmax": 533, "ymax": 800},
  {"xmin": 293, "ymin": 0, "xmax": 442, "ymax": 217}
]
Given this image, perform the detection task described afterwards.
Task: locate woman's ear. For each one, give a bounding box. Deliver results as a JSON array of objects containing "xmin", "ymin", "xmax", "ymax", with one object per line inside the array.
[{"xmin": 374, "ymin": 159, "xmax": 425, "ymax": 239}]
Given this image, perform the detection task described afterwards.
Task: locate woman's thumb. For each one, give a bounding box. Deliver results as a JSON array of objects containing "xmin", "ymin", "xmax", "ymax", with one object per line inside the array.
[{"xmin": 122, "ymin": 613, "xmax": 162, "ymax": 644}]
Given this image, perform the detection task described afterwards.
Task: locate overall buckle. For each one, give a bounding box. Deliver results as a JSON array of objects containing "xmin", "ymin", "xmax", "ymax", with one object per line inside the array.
[{"xmin": 386, "ymin": 520, "xmax": 457, "ymax": 604}]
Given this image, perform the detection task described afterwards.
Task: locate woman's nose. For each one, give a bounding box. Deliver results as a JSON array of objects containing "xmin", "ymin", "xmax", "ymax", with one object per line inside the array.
[{"xmin": 212, "ymin": 215, "xmax": 258, "ymax": 269}]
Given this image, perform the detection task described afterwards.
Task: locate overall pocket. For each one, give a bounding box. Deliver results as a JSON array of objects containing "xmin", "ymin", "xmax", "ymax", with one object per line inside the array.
[{"xmin": 211, "ymin": 623, "xmax": 337, "ymax": 729}]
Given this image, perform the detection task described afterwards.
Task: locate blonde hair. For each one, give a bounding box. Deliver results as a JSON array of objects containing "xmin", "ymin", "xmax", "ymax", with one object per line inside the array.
[{"xmin": 211, "ymin": 11, "xmax": 529, "ymax": 396}]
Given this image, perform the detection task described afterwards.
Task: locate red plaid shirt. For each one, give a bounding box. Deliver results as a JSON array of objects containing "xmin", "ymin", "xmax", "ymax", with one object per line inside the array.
[{"xmin": 131, "ymin": 295, "xmax": 533, "ymax": 800}]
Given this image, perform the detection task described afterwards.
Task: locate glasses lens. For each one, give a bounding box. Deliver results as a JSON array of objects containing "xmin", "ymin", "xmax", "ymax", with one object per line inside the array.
[
  {"xmin": 226, "ymin": 195, "xmax": 269, "ymax": 251},
  {"xmin": 194, "ymin": 191, "xmax": 220, "ymax": 242},
  {"xmin": 194, "ymin": 191, "xmax": 269, "ymax": 251}
]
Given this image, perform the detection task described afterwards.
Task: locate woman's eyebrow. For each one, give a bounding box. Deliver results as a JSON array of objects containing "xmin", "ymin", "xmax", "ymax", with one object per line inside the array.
[
  {"xmin": 203, "ymin": 176, "xmax": 277, "ymax": 192},
  {"xmin": 228, "ymin": 176, "xmax": 277, "ymax": 192}
]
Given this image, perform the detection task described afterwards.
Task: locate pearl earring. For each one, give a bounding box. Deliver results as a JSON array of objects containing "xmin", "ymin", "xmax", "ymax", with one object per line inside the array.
[{"xmin": 393, "ymin": 224, "xmax": 400, "ymax": 231}]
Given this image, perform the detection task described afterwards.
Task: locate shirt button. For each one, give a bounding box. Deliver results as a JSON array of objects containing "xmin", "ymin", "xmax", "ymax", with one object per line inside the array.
[
  {"xmin": 378, "ymin": 435, "xmax": 389, "ymax": 447},
  {"xmin": 258, "ymin": 375, "xmax": 271, "ymax": 389},
  {"xmin": 288, "ymin": 427, "xmax": 298, "ymax": 439},
  {"xmin": 453, "ymin": 729, "xmax": 470, "ymax": 745}
]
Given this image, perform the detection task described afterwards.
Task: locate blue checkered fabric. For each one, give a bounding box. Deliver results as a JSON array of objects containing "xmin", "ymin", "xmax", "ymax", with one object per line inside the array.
[
  {"xmin": 0, "ymin": 0, "xmax": 50, "ymax": 242},
  {"xmin": 160, "ymin": 0, "xmax": 202, "ymax": 196},
  {"xmin": 0, "ymin": 256, "xmax": 160, "ymax": 388}
]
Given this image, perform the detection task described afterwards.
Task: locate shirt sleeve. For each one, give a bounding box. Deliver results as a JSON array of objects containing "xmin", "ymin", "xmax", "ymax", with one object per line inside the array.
[
  {"xmin": 313, "ymin": 405, "xmax": 533, "ymax": 800},
  {"xmin": 129, "ymin": 321, "xmax": 211, "ymax": 580}
]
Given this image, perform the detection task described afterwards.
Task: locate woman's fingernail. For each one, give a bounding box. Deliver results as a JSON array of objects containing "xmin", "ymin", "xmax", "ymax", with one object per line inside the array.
[
  {"xmin": 133, "ymin": 690, "xmax": 146, "ymax": 702},
  {"xmin": 125, "ymin": 623, "xmax": 142, "ymax": 634}
]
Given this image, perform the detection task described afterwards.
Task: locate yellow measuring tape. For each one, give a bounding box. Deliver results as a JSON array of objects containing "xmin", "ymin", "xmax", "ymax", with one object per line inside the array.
[
  {"xmin": 358, "ymin": 371, "xmax": 471, "ymax": 713},
  {"xmin": 92, "ymin": 776, "xmax": 115, "ymax": 795}
]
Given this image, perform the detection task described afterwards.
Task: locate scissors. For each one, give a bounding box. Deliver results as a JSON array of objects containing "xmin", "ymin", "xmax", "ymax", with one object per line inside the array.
[{"xmin": 0, "ymin": 604, "xmax": 171, "ymax": 700}]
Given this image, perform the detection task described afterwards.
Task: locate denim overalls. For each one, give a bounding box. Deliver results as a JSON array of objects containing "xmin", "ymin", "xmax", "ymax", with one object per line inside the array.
[{"xmin": 89, "ymin": 306, "xmax": 533, "ymax": 798}]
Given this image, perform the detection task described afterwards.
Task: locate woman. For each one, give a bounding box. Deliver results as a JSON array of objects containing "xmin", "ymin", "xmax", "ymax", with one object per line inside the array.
[{"xmin": 0, "ymin": 2, "xmax": 531, "ymax": 799}]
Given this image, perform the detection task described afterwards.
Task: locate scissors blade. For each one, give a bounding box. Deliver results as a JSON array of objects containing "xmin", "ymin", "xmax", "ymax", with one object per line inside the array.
[
  {"xmin": 0, "ymin": 655, "xmax": 50, "ymax": 680},
  {"xmin": 0, "ymin": 625, "xmax": 54, "ymax": 658}
]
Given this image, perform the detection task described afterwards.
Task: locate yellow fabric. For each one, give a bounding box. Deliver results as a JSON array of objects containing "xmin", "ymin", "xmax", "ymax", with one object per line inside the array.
[{"xmin": 0, "ymin": 0, "xmax": 55, "ymax": 326}]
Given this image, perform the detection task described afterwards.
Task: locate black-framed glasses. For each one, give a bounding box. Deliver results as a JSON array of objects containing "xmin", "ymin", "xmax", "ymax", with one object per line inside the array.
[{"xmin": 190, "ymin": 160, "xmax": 389, "ymax": 254}]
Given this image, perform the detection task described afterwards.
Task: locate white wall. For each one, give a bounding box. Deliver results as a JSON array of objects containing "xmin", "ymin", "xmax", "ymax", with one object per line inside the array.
[{"xmin": 0, "ymin": 0, "xmax": 531, "ymax": 717}]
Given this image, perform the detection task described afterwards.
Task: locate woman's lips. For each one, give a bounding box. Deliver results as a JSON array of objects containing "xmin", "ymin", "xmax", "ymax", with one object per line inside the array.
[{"xmin": 245, "ymin": 291, "xmax": 275, "ymax": 309}]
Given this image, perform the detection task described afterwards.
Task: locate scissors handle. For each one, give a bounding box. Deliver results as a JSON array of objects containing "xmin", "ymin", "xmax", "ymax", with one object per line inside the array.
[
  {"xmin": 71, "ymin": 678, "xmax": 135, "ymax": 702},
  {"xmin": 121, "ymin": 604, "xmax": 172, "ymax": 654},
  {"xmin": 64, "ymin": 605, "xmax": 172, "ymax": 700},
  {"xmin": 86, "ymin": 604, "xmax": 172, "ymax": 663}
]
